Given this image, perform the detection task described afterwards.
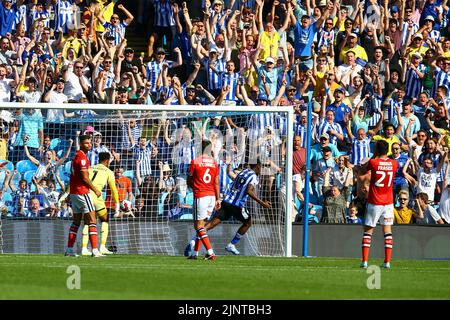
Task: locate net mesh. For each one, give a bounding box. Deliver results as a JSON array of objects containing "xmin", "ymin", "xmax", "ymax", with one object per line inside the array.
[{"xmin": 0, "ymin": 106, "xmax": 291, "ymax": 256}]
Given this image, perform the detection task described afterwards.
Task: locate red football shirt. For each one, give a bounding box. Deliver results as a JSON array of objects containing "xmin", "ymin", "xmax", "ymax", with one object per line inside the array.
[
  {"xmin": 367, "ymin": 158, "xmax": 398, "ymax": 205},
  {"xmin": 70, "ymin": 150, "xmax": 90, "ymax": 195},
  {"xmin": 189, "ymin": 155, "xmax": 219, "ymax": 198}
]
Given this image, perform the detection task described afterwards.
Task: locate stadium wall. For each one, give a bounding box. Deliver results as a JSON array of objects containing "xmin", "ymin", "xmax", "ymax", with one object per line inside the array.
[
  {"xmin": 291, "ymin": 224, "xmax": 450, "ymax": 260},
  {"xmin": 1, "ymin": 220, "xmax": 449, "ymax": 259}
]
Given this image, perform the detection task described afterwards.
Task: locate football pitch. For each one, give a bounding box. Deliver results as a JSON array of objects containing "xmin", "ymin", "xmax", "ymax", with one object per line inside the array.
[{"xmin": 0, "ymin": 254, "xmax": 449, "ymax": 300}]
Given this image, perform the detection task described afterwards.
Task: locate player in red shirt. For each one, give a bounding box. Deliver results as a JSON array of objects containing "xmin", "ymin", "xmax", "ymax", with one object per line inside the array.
[
  {"xmin": 65, "ymin": 135, "xmax": 102, "ymax": 257},
  {"xmin": 186, "ymin": 140, "xmax": 220, "ymax": 260},
  {"xmin": 360, "ymin": 140, "xmax": 398, "ymax": 269}
]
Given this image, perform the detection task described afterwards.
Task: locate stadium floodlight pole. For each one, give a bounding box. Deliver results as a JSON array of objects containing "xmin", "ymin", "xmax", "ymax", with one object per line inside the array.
[{"xmin": 302, "ymin": 100, "xmax": 313, "ymax": 257}]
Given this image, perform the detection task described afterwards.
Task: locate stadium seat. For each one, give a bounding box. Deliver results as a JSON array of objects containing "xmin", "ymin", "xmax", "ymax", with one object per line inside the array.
[
  {"xmin": 0, "ymin": 160, "xmax": 14, "ymax": 172},
  {"xmin": 9, "ymin": 172, "xmax": 22, "ymax": 190},
  {"xmin": 58, "ymin": 166, "xmax": 70, "ymax": 184},
  {"xmin": 16, "ymin": 160, "xmax": 38, "ymax": 174},
  {"xmin": 123, "ymin": 170, "xmax": 134, "ymax": 180},
  {"xmin": 178, "ymin": 213, "xmax": 193, "ymax": 220},
  {"xmin": 158, "ymin": 192, "xmax": 169, "ymax": 216},
  {"xmin": 50, "ymin": 138, "xmax": 61, "ymax": 150},
  {"xmin": 57, "ymin": 149, "xmax": 64, "ymax": 158},
  {"xmin": 23, "ymin": 170, "xmax": 36, "ymax": 184},
  {"xmin": 2, "ymin": 191, "xmax": 13, "ymax": 205},
  {"xmin": 0, "ymin": 171, "xmax": 5, "ymax": 186}
]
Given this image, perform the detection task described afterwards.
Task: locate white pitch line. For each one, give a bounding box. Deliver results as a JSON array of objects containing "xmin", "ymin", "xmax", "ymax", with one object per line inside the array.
[{"xmin": 0, "ymin": 262, "xmax": 449, "ymax": 273}]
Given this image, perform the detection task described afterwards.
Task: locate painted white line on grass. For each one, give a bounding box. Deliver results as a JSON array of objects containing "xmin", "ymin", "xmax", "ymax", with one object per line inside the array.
[{"xmin": 0, "ymin": 261, "xmax": 449, "ymax": 272}]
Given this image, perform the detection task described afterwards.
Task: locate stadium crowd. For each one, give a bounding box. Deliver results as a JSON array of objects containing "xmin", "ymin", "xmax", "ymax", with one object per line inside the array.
[{"xmin": 0, "ymin": 0, "xmax": 450, "ymax": 225}]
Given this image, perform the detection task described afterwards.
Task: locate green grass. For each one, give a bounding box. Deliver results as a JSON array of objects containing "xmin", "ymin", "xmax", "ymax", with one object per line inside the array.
[{"xmin": 0, "ymin": 254, "xmax": 449, "ymax": 300}]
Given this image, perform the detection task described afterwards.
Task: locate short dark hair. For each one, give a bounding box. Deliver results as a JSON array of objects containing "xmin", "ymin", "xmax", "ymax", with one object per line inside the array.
[
  {"xmin": 79, "ymin": 134, "xmax": 92, "ymax": 143},
  {"xmin": 98, "ymin": 152, "xmax": 111, "ymax": 163},
  {"xmin": 438, "ymin": 85, "xmax": 448, "ymax": 94},
  {"xmin": 374, "ymin": 140, "xmax": 389, "ymax": 156},
  {"xmin": 249, "ymin": 160, "xmax": 262, "ymax": 169},
  {"xmin": 383, "ymin": 122, "xmax": 395, "ymax": 132},
  {"xmin": 202, "ymin": 140, "xmax": 212, "ymax": 154},
  {"xmin": 417, "ymin": 192, "xmax": 429, "ymax": 203}
]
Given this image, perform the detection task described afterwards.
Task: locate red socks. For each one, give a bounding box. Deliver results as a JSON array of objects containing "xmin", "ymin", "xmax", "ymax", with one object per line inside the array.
[{"xmin": 362, "ymin": 232, "xmax": 372, "ymax": 262}]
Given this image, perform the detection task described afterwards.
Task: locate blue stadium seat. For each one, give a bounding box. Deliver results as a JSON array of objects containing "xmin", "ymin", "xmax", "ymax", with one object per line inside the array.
[
  {"xmin": 50, "ymin": 138, "xmax": 61, "ymax": 150},
  {"xmin": 0, "ymin": 171, "xmax": 5, "ymax": 186},
  {"xmin": 64, "ymin": 161, "xmax": 72, "ymax": 174},
  {"xmin": 158, "ymin": 192, "xmax": 169, "ymax": 216},
  {"xmin": 123, "ymin": 170, "xmax": 134, "ymax": 180},
  {"xmin": 16, "ymin": 160, "xmax": 38, "ymax": 174},
  {"xmin": 2, "ymin": 191, "xmax": 13, "ymax": 205},
  {"xmin": 23, "ymin": 170, "xmax": 36, "ymax": 184},
  {"xmin": 178, "ymin": 213, "xmax": 193, "ymax": 220},
  {"xmin": 9, "ymin": 172, "xmax": 22, "ymax": 190},
  {"xmin": 58, "ymin": 166, "xmax": 70, "ymax": 184},
  {"xmin": 0, "ymin": 160, "xmax": 14, "ymax": 172}
]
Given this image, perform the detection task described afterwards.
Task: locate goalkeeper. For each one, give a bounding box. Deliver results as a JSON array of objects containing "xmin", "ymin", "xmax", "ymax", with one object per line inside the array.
[{"xmin": 60, "ymin": 152, "xmax": 120, "ymax": 255}]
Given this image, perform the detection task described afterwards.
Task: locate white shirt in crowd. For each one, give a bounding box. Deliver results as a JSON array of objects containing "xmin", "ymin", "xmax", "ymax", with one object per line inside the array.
[{"xmin": 0, "ymin": 78, "xmax": 13, "ymax": 102}]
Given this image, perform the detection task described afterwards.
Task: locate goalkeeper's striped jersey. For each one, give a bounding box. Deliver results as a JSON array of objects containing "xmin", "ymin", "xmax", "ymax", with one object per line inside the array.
[
  {"xmin": 89, "ymin": 163, "xmax": 119, "ymax": 204},
  {"xmin": 223, "ymin": 169, "xmax": 258, "ymax": 208}
]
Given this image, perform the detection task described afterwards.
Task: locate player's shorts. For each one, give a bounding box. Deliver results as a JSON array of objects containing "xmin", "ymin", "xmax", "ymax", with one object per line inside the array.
[
  {"xmin": 193, "ymin": 196, "xmax": 216, "ymax": 221},
  {"xmin": 364, "ymin": 203, "xmax": 394, "ymax": 227},
  {"xmin": 215, "ymin": 201, "xmax": 250, "ymax": 223},
  {"xmin": 92, "ymin": 197, "xmax": 108, "ymax": 218},
  {"xmin": 70, "ymin": 194, "xmax": 95, "ymax": 214}
]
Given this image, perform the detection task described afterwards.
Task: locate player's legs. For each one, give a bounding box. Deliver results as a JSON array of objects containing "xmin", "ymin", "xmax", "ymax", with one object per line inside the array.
[
  {"xmin": 66, "ymin": 194, "xmax": 94, "ymax": 256},
  {"xmin": 66, "ymin": 212, "xmax": 82, "ymax": 256},
  {"xmin": 81, "ymin": 224, "xmax": 91, "ymax": 256},
  {"xmin": 185, "ymin": 202, "xmax": 225, "ymax": 258},
  {"xmin": 98, "ymin": 209, "xmax": 113, "ymax": 254},
  {"xmin": 226, "ymin": 207, "xmax": 252, "ymax": 255},
  {"xmin": 189, "ymin": 197, "xmax": 215, "ymax": 259},
  {"xmin": 381, "ymin": 216, "xmax": 394, "ymax": 268},
  {"xmin": 361, "ymin": 225, "xmax": 374, "ymax": 268},
  {"xmin": 83, "ymin": 211, "xmax": 103, "ymax": 257}
]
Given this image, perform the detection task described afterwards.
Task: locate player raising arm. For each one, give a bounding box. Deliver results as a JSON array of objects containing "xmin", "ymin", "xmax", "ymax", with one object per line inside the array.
[
  {"xmin": 359, "ymin": 140, "xmax": 398, "ymax": 269},
  {"xmin": 65, "ymin": 135, "xmax": 103, "ymax": 257},
  {"xmin": 203, "ymin": 161, "xmax": 271, "ymax": 256},
  {"xmin": 186, "ymin": 140, "xmax": 220, "ymax": 260}
]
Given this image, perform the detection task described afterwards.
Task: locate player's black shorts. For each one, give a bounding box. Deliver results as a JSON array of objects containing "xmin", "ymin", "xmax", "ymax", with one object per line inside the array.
[{"xmin": 216, "ymin": 201, "xmax": 250, "ymax": 223}]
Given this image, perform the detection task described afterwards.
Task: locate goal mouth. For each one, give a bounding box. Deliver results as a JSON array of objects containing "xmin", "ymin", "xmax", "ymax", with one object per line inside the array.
[{"xmin": 0, "ymin": 103, "xmax": 294, "ymax": 257}]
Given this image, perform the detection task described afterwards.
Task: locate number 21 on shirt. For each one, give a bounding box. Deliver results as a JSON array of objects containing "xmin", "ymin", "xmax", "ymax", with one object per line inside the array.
[{"xmin": 374, "ymin": 170, "xmax": 394, "ymax": 187}]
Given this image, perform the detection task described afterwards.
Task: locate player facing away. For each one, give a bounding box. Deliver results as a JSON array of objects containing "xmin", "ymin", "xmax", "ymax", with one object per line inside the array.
[
  {"xmin": 186, "ymin": 140, "xmax": 221, "ymax": 260},
  {"xmin": 65, "ymin": 135, "xmax": 103, "ymax": 257},
  {"xmin": 203, "ymin": 161, "xmax": 271, "ymax": 255},
  {"xmin": 360, "ymin": 140, "xmax": 398, "ymax": 269},
  {"xmin": 80, "ymin": 152, "xmax": 120, "ymax": 255}
]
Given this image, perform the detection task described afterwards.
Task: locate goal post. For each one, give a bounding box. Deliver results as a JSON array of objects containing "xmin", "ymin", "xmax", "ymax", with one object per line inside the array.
[{"xmin": 0, "ymin": 102, "xmax": 294, "ymax": 257}]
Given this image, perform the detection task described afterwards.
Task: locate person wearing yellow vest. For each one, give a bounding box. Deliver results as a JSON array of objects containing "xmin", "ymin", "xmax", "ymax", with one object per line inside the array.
[
  {"xmin": 338, "ymin": 32, "xmax": 368, "ymax": 64},
  {"xmin": 372, "ymin": 118, "xmax": 404, "ymax": 157}
]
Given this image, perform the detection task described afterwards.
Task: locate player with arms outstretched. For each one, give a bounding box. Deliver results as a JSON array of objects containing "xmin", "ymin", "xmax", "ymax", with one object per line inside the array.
[
  {"xmin": 65, "ymin": 135, "xmax": 103, "ymax": 257},
  {"xmin": 186, "ymin": 140, "xmax": 220, "ymax": 260},
  {"xmin": 360, "ymin": 140, "xmax": 398, "ymax": 269}
]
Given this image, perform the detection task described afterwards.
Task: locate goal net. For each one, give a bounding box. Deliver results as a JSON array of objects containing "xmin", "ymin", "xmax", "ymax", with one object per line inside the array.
[{"xmin": 0, "ymin": 104, "xmax": 293, "ymax": 257}]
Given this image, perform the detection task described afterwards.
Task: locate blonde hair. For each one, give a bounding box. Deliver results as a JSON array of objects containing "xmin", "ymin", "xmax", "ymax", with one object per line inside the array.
[{"xmin": 398, "ymin": 190, "xmax": 409, "ymax": 199}]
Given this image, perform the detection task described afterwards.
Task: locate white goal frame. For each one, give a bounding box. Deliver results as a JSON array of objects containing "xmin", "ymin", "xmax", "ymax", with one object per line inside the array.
[{"xmin": 1, "ymin": 102, "xmax": 294, "ymax": 257}]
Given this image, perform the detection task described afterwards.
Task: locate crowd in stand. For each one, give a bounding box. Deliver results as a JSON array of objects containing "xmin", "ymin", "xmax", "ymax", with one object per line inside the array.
[{"xmin": 0, "ymin": 0, "xmax": 450, "ymax": 225}]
